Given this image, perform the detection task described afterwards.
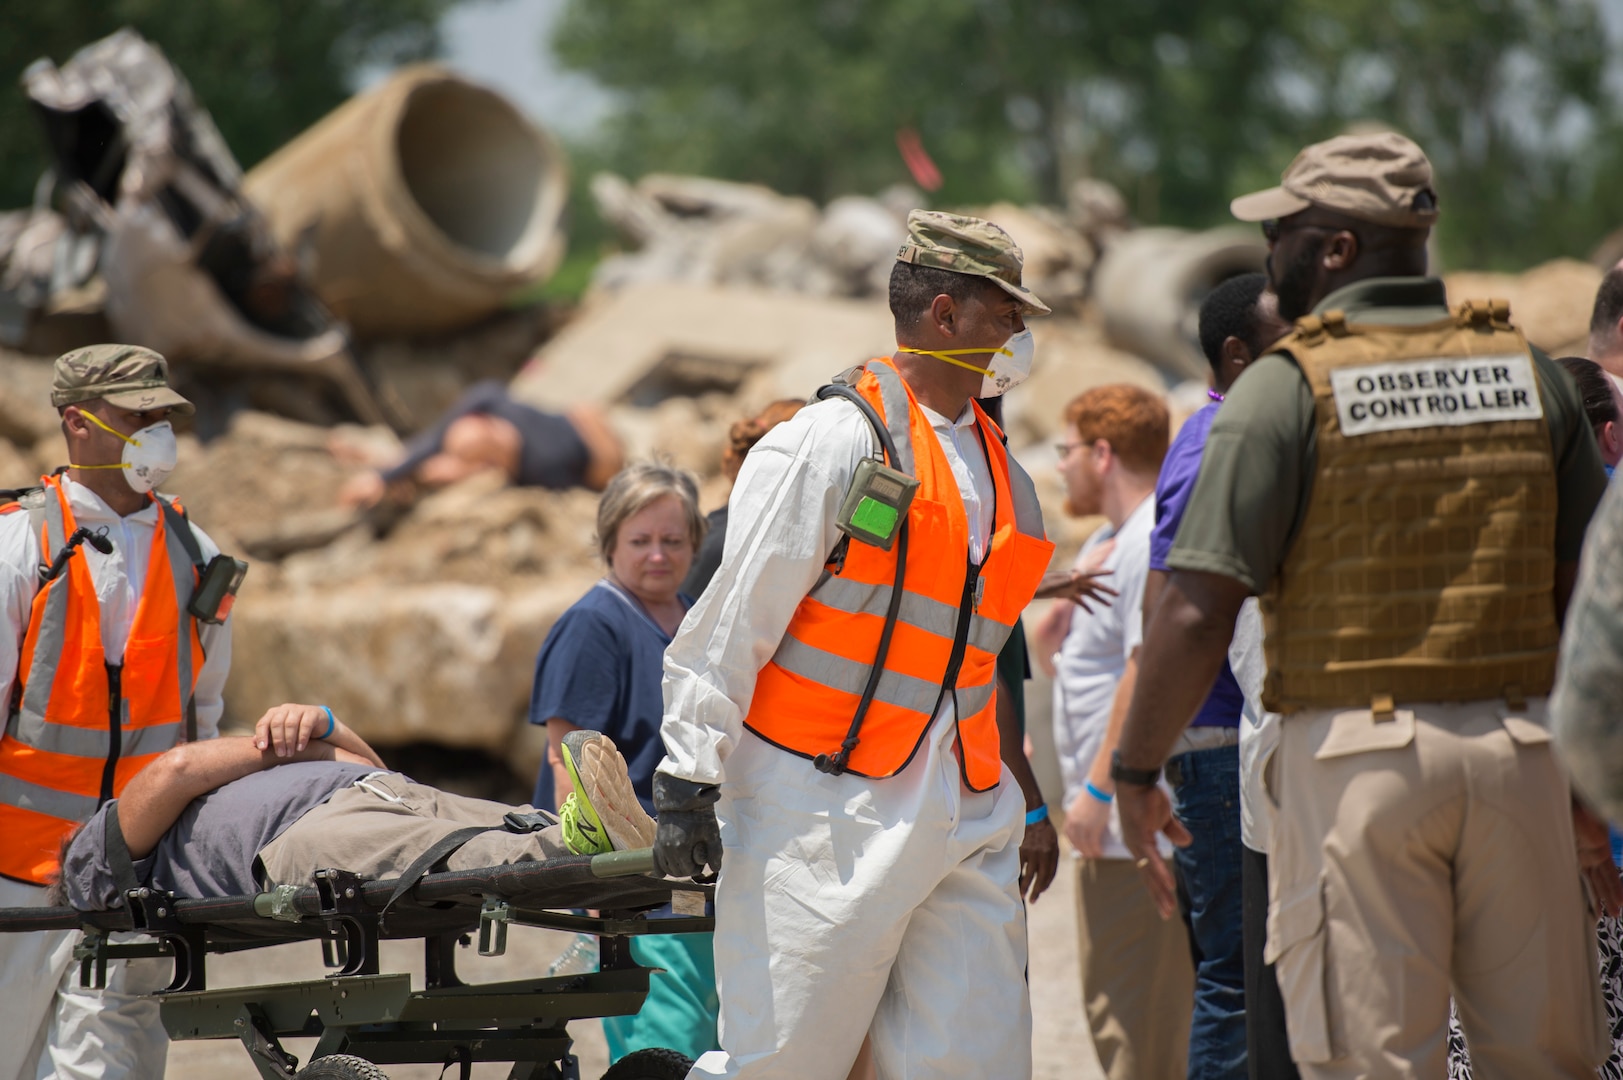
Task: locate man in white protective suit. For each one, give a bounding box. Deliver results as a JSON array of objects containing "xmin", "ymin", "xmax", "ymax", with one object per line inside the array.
[{"xmin": 653, "ymin": 210, "xmax": 1059, "ymax": 1080}]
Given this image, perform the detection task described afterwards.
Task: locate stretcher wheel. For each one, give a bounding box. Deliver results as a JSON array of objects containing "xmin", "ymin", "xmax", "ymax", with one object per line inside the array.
[
  {"xmin": 599, "ymin": 1047, "xmax": 695, "ymax": 1080},
  {"xmin": 294, "ymin": 1054, "xmax": 390, "ymax": 1079}
]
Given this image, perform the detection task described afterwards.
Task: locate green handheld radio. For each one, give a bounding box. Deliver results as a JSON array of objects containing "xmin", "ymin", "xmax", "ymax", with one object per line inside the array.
[{"xmin": 836, "ymin": 457, "xmax": 919, "ymax": 551}]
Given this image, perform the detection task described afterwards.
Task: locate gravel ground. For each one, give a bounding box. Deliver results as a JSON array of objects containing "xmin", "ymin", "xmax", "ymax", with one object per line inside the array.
[{"xmin": 165, "ymin": 846, "xmax": 1105, "ymax": 1079}]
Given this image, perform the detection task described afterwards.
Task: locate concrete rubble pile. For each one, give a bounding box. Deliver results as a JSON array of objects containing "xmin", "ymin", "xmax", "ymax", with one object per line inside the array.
[
  {"xmin": 2, "ymin": 33, "xmax": 1614, "ymax": 784},
  {"xmin": 587, "ymin": 171, "xmax": 1130, "ymax": 312}
]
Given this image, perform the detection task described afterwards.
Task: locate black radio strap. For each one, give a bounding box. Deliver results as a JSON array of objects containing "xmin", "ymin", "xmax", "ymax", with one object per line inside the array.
[{"xmin": 810, "ymin": 383, "xmax": 910, "ymax": 776}]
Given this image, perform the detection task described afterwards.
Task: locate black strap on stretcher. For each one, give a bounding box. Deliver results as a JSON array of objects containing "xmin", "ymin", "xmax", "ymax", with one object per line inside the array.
[
  {"xmin": 379, "ymin": 810, "xmax": 555, "ymax": 921},
  {"xmin": 103, "ymin": 800, "xmax": 558, "ymax": 926}
]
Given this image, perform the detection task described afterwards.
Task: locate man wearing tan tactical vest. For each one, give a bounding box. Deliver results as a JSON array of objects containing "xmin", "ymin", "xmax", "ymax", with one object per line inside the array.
[
  {"xmin": 1109, "ymin": 133, "xmax": 1614, "ymax": 1078},
  {"xmin": 0, "ymin": 346, "xmax": 232, "ymax": 1080},
  {"xmin": 654, "ymin": 211, "xmax": 1056, "ymax": 1079}
]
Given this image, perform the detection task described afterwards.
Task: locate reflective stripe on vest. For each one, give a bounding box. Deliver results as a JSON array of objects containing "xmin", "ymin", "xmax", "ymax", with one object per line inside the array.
[
  {"xmin": 0, "ymin": 477, "xmax": 202, "ymax": 884},
  {"xmin": 743, "ymin": 357, "xmax": 1054, "ymax": 790}
]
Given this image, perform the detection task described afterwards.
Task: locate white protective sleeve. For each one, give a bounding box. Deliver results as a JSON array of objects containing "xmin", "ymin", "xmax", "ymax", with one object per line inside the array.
[{"xmin": 658, "ymin": 400, "xmax": 871, "ymax": 787}]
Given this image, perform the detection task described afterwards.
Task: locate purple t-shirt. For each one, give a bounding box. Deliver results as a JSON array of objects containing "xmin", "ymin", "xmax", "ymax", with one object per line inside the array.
[{"xmin": 1151, "ymin": 401, "xmax": 1244, "ymax": 728}]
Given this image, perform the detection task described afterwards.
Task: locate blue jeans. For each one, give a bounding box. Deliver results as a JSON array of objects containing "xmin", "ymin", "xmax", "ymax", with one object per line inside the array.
[{"xmin": 1167, "ymin": 743, "xmax": 1247, "ymax": 1080}]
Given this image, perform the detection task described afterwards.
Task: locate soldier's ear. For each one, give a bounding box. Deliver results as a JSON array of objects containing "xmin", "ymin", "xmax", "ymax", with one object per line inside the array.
[{"xmin": 1323, "ymin": 230, "xmax": 1359, "ymax": 271}]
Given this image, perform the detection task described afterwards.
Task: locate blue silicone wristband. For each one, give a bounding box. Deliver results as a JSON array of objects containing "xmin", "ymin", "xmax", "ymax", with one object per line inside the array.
[
  {"xmin": 319, "ymin": 706, "xmax": 336, "ymax": 741},
  {"xmin": 1084, "ymin": 780, "xmax": 1114, "ymax": 804},
  {"xmin": 1025, "ymin": 804, "xmax": 1049, "ymax": 826}
]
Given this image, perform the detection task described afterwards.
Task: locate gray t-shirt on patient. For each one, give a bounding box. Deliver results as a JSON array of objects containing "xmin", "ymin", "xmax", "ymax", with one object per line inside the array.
[{"xmin": 60, "ymin": 761, "xmax": 380, "ymax": 910}]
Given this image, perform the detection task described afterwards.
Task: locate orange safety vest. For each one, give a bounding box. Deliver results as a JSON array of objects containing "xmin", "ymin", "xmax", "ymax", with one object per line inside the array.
[
  {"xmin": 0, "ymin": 476, "xmax": 205, "ymax": 884},
  {"xmin": 744, "ymin": 358, "xmax": 1054, "ymax": 791}
]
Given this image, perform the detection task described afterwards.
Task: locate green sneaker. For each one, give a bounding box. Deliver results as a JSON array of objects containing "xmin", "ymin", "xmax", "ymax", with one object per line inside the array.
[{"xmin": 559, "ymin": 730, "xmax": 656, "ymax": 854}]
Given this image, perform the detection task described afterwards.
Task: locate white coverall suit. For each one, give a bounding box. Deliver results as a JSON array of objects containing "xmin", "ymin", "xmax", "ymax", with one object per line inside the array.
[
  {"xmin": 659, "ymin": 391, "xmax": 1032, "ymax": 1080},
  {"xmin": 0, "ymin": 478, "xmax": 230, "ymax": 1080}
]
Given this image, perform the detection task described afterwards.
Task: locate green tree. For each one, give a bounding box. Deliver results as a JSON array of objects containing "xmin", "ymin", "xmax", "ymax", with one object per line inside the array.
[
  {"xmin": 555, "ymin": 0, "xmax": 1622, "ymax": 270},
  {"xmin": 0, "ymin": 0, "xmax": 452, "ymax": 210}
]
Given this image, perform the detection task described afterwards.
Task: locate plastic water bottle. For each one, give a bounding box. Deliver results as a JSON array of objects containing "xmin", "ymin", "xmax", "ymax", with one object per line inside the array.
[{"xmin": 546, "ymin": 933, "xmax": 599, "ymax": 977}]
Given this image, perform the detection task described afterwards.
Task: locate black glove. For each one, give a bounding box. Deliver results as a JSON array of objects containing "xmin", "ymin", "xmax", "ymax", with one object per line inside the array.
[{"xmin": 652, "ymin": 772, "xmax": 722, "ymax": 879}]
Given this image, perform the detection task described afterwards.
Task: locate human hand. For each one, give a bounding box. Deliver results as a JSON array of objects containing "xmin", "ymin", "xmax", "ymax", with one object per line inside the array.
[
  {"xmin": 1063, "ymin": 790, "xmax": 1115, "ymax": 860},
  {"xmin": 1019, "ymin": 813, "xmax": 1060, "ymax": 902},
  {"xmin": 652, "ymin": 773, "xmax": 723, "ymax": 879},
  {"xmin": 1573, "ymin": 799, "xmax": 1623, "ymax": 918},
  {"xmin": 1048, "ymin": 569, "xmax": 1117, "ymax": 613},
  {"xmin": 1117, "ymin": 782, "xmax": 1192, "ymax": 920},
  {"xmin": 254, "ymin": 703, "xmax": 334, "ymax": 758}
]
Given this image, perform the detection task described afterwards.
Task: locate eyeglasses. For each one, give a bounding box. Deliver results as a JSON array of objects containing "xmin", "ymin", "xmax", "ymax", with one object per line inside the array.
[{"xmin": 1054, "ymin": 441, "xmax": 1082, "ymax": 458}]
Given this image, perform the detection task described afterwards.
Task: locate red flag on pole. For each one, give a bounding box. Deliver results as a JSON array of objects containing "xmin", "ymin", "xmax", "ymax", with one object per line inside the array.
[{"xmin": 896, "ymin": 127, "xmax": 943, "ymax": 191}]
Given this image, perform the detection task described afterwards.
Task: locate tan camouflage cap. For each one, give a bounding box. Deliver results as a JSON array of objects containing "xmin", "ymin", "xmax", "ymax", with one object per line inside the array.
[
  {"xmin": 896, "ymin": 210, "xmax": 1053, "ymax": 316},
  {"xmin": 51, "ymin": 344, "xmax": 194, "ymax": 415},
  {"xmin": 1231, "ymin": 132, "xmax": 1438, "ymax": 230}
]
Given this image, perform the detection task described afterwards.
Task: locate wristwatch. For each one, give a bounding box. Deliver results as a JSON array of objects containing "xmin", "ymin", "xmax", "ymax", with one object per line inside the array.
[{"xmin": 1110, "ymin": 750, "xmax": 1161, "ymax": 787}]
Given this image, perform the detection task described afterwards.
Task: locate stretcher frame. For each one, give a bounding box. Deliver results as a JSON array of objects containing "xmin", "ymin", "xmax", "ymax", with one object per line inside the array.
[{"xmin": 0, "ymin": 849, "xmax": 712, "ymax": 1080}]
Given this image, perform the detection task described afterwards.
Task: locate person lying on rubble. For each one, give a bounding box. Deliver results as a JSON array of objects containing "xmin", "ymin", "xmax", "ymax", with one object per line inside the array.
[
  {"xmin": 49, "ymin": 704, "xmax": 654, "ymax": 912},
  {"xmin": 337, "ymin": 380, "xmax": 625, "ymax": 509}
]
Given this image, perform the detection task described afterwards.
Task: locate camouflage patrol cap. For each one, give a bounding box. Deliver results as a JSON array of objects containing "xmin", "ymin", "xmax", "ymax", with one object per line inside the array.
[
  {"xmin": 1231, "ymin": 132, "xmax": 1438, "ymax": 230},
  {"xmin": 896, "ymin": 210, "xmax": 1052, "ymax": 317},
  {"xmin": 51, "ymin": 344, "xmax": 194, "ymax": 415}
]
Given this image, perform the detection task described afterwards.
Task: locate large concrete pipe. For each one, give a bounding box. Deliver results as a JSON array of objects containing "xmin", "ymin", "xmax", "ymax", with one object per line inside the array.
[
  {"xmin": 245, "ymin": 66, "xmax": 568, "ymax": 339},
  {"xmin": 1091, "ymin": 227, "xmax": 1266, "ymax": 382}
]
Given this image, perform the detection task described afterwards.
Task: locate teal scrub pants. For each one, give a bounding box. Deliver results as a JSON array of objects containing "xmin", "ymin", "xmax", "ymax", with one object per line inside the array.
[{"xmin": 601, "ymin": 930, "xmax": 720, "ymax": 1063}]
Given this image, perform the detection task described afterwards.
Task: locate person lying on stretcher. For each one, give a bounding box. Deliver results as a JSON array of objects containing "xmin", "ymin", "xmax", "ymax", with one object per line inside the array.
[{"xmin": 48, "ymin": 705, "xmax": 655, "ymax": 911}]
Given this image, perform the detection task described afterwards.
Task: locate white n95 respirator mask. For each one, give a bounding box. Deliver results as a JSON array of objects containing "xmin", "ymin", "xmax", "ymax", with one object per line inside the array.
[
  {"xmin": 77, "ymin": 412, "xmax": 179, "ymax": 493},
  {"xmin": 898, "ymin": 328, "xmax": 1037, "ymax": 398}
]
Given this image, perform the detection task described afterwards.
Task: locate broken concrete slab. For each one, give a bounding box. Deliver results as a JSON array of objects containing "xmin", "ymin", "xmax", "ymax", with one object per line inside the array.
[
  {"xmin": 509, "ymin": 282, "xmax": 896, "ymax": 411},
  {"xmin": 1443, "ymin": 259, "xmax": 1602, "ymax": 358},
  {"xmin": 224, "ymin": 575, "xmax": 593, "ymax": 751},
  {"xmin": 589, "ymin": 172, "xmax": 915, "ymax": 300}
]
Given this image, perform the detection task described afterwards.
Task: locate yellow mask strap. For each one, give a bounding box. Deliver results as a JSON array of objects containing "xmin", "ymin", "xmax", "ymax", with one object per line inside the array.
[
  {"xmin": 72, "ymin": 408, "xmax": 135, "ymax": 469},
  {"xmin": 896, "ymin": 345, "xmax": 1012, "ymax": 378},
  {"xmin": 77, "ymin": 408, "xmax": 139, "ymax": 447}
]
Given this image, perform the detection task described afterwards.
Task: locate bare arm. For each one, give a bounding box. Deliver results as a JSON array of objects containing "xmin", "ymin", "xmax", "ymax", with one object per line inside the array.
[
  {"xmin": 1141, "ymin": 568, "xmax": 1167, "ymax": 627},
  {"xmin": 997, "ymin": 673, "xmax": 1057, "ymax": 901},
  {"xmin": 1115, "ymin": 568, "xmax": 1249, "ymax": 916},
  {"xmin": 1065, "ymin": 652, "xmax": 1138, "ymax": 859},
  {"xmin": 253, "ymin": 703, "xmax": 384, "ymax": 768},
  {"xmin": 117, "ymin": 736, "xmax": 353, "ymax": 857},
  {"xmin": 1118, "ymin": 570, "xmax": 1250, "ymax": 771},
  {"xmin": 546, "ymin": 718, "xmax": 583, "ymax": 812}
]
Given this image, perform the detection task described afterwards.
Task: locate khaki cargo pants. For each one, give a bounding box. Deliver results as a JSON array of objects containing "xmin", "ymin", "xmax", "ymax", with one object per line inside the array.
[
  {"xmin": 1265, "ymin": 699, "xmax": 1607, "ymax": 1079},
  {"xmin": 257, "ymin": 771, "xmax": 570, "ymax": 886}
]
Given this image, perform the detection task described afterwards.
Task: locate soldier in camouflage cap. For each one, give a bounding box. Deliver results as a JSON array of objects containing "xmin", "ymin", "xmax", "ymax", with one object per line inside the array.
[
  {"xmin": 51, "ymin": 343, "xmax": 194, "ymax": 415},
  {"xmin": 895, "ymin": 209, "xmax": 1052, "ymax": 317},
  {"xmin": 650, "ymin": 206, "xmax": 1059, "ymax": 1077},
  {"xmin": 0, "ymin": 339, "xmax": 232, "ymax": 1077}
]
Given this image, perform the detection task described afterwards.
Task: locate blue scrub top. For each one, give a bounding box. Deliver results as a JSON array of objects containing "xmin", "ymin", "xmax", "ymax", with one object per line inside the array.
[{"xmin": 529, "ymin": 579, "xmax": 690, "ymax": 814}]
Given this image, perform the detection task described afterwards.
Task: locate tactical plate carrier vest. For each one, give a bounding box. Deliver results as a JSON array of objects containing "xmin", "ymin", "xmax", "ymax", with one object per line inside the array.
[{"xmin": 1260, "ymin": 299, "xmax": 1559, "ymax": 714}]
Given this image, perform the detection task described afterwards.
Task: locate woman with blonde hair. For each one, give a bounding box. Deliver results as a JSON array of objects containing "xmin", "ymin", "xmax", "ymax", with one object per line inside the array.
[{"xmin": 528, "ymin": 461, "xmax": 717, "ymax": 1065}]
